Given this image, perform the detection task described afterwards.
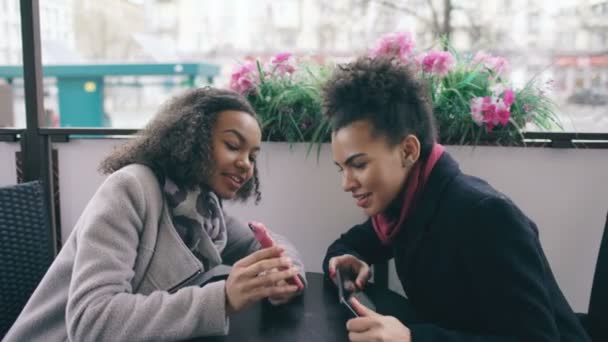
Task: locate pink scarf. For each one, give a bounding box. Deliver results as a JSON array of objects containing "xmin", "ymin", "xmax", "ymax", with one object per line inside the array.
[{"xmin": 372, "ymin": 143, "xmax": 445, "ymax": 244}]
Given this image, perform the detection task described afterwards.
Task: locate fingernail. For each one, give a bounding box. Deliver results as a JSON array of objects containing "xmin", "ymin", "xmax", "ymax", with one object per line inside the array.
[{"xmin": 281, "ymin": 257, "xmax": 292, "ymax": 264}]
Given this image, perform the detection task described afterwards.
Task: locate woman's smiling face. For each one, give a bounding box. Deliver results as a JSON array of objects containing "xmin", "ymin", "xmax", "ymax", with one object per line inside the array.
[
  {"xmin": 207, "ymin": 110, "xmax": 261, "ymax": 199},
  {"xmin": 332, "ymin": 119, "xmax": 419, "ymax": 216}
]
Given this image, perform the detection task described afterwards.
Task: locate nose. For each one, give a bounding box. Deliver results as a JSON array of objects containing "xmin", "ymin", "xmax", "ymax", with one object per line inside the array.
[
  {"xmin": 341, "ymin": 170, "xmax": 358, "ymax": 192},
  {"xmin": 235, "ymin": 155, "xmax": 252, "ymax": 173}
]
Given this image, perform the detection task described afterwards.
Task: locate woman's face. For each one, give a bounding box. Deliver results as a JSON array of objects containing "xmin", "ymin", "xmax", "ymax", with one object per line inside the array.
[
  {"xmin": 208, "ymin": 110, "xmax": 261, "ymax": 199},
  {"xmin": 331, "ymin": 119, "xmax": 418, "ymax": 216}
]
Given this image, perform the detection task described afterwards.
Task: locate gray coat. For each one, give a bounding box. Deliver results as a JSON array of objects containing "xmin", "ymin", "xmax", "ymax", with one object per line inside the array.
[{"xmin": 4, "ymin": 164, "xmax": 306, "ymax": 342}]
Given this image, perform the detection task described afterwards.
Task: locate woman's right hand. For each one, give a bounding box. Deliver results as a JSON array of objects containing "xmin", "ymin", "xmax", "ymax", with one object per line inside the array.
[
  {"xmin": 225, "ymin": 246, "xmax": 300, "ymax": 314},
  {"xmin": 328, "ymin": 254, "xmax": 371, "ymax": 290}
]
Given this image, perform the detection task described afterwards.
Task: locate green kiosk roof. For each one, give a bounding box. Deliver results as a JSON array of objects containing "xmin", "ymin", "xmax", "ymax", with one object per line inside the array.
[{"xmin": 0, "ymin": 63, "xmax": 220, "ymax": 78}]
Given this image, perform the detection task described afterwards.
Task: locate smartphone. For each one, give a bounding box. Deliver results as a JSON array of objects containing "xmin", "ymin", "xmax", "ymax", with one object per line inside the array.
[
  {"xmin": 336, "ymin": 268, "xmax": 359, "ymax": 317},
  {"xmin": 248, "ymin": 221, "xmax": 304, "ymax": 290},
  {"xmin": 336, "ymin": 268, "xmax": 376, "ymax": 317}
]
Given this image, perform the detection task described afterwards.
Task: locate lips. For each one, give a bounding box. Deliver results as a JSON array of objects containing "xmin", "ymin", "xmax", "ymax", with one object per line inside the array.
[
  {"xmin": 223, "ymin": 173, "xmax": 245, "ymax": 190},
  {"xmin": 352, "ymin": 192, "xmax": 371, "ymax": 207}
]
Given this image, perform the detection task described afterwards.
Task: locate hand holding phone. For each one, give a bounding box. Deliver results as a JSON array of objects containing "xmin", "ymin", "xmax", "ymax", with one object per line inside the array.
[
  {"xmin": 248, "ymin": 221, "xmax": 304, "ymax": 290},
  {"xmin": 336, "ymin": 268, "xmax": 376, "ymax": 317}
]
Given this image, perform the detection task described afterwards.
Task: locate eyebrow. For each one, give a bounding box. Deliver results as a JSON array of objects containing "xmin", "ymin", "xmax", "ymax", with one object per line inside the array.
[
  {"xmin": 334, "ymin": 153, "xmax": 366, "ymax": 167},
  {"xmin": 223, "ymin": 129, "xmax": 260, "ymax": 151}
]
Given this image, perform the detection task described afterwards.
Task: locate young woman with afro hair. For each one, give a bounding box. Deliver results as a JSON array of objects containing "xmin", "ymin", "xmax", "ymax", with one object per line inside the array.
[{"xmin": 322, "ymin": 57, "xmax": 589, "ymax": 342}]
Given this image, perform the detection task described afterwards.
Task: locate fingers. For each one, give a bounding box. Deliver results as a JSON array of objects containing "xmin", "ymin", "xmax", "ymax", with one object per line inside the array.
[
  {"xmin": 268, "ymin": 295, "xmax": 290, "ymax": 306},
  {"xmin": 348, "ymin": 331, "xmax": 372, "ymax": 342},
  {"xmin": 329, "ymin": 254, "xmax": 360, "ymax": 277},
  {"xmin": 328, "ymin": 256, "xmax": 340, "ymax": 277},
  {"xmin": 349, "ymin": 297, "xmax": 379, "ymax": 317},
  {"xmin": 329, "ymin": 255, "xmax": 370, "ymax": 290},
  {"xmin": 343, "ymin": 279, "xmax": 357, "ymax": 292},
  {"xmin": 235, "ymin": 246, "xmax": 284, "ymax": 268},
  {"xmin": 287, "ymin": 273, "xmax": 304, "ymax": 290},
  {"xmin": 250, "ymin": 282, "xmax": 300, "ymax": 302},
  {"xmin": 346, "ymin": 317, "xmax": 379, "ymax": 332},
  {"xmin": 241, "ymin": 256, "xmax": 293, "ymax": 278},
  {"xmin": 244, "ymin": 267, "xmax": 300, "ymax": 291},
  {"xmin": 354, "ymin": 264, "xmax": 371, "ymax": 289}
]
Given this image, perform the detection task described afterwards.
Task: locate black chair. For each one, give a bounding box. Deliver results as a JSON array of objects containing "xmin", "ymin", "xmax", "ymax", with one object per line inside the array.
[
  {"xmin": 585, "ymin": 211, "xmax": 608, "ymax": 341},
  {"xmin": 0, "ymin": 181, "xmax": 54, "ymax": 338}
]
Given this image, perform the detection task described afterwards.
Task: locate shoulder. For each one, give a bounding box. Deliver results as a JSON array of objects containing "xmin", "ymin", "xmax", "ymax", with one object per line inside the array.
[
  {"xmin": 97, "ymin": 163, "xmax": 164, "ymax": 214},
  {"xmin": 114, "ymin": 163, "xmax": 160, "ymax": 183},
  {"xmin": 442, "ymin": 173, "xmax": 535, "ymax": 236}
]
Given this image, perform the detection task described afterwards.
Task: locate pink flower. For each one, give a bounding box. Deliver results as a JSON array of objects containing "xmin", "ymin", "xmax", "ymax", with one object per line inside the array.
[
  {"xmin": 269, "ymin": 52, "xmax": 296, "ymax": 75},
  {"xmin": 469, "ymin": 96, "xmax": 511, "ymax": 132},
  {"xmin": 503, "ymin": 89, "xmax": 515, "ymax": 107},
  {"xmin": 473, "ymin": 51, "xmax": 491, "ymax": 64},
  {"xmin": 482, "ymin": 101, "xmax": 498, "ymax": 132},
  {"xmin": 473, "ymin": 51, "xmax": 510, "ymax": 76},
  {"xmin": 420, "ymin": 50, "xmax": 455, "ymax": 76},
  {"xmin": 369, "ymin": 32, "xmax": 415, "ymax": 62},
  {"xmin": 275, "ymin": 63, "xmax": 296, "ymax": 75},
  {"xmin": 470, "ymin": 97, "xmax": 484, "ymax": 115},
  {"xmin": 495, "ymin": 100, "xmax": 511, "ymax": 126},
  {"xmin": 271, "ymin": 52, "xmax": 292, "ymax": 64},
  {"xmin": 229, "ymin": 61, "xmax": 258, "ymax": 94},
  {"xmin": 490, "ymin": 83, "xmax": 505, "ymax": 95},
  {"xmin": 470, "ymin": 97, "xmax": 486, "ymax": 125},
  {"xmin": 490, "ymin": 57, "xmax": 510, "ymax": 76}
]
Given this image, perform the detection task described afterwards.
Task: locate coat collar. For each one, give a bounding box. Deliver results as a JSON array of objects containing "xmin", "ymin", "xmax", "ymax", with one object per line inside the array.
[{"xmin": 395, "ymin": 152, "xmax": 462, "ymax": 261}]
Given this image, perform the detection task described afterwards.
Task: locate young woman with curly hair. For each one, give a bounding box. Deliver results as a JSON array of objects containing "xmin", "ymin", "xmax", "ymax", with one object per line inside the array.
[
  {"xmin": 321, "ymin": 57, "xmax": 589, "ymax": 342},
  {"xmin": 6, "ymin": 87, "xmax": 307, "ymax": 341}
]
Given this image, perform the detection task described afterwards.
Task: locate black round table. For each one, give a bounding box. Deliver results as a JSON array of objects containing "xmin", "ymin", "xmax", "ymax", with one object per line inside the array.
[{"xmin": 195, "ymin": 272, "xmax": 418, "ymax": 342}]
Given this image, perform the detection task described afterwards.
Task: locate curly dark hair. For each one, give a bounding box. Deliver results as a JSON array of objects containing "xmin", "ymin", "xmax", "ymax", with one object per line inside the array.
[
  {"xmin": 322, "ymin": 56, "xmax": 438, "ymax": 160},
  {"xmin": 99, "ymin": 87, "xmax": 262, "ymax": 203}
]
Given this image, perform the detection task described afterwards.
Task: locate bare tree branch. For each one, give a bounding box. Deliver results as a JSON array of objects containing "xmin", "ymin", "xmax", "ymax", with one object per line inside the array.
[
  {"xmin": 442, "ymin": 0, "xmax": 452, "ymax": 43},
  {"xmin": 370, "ymin": 0, "xmax": 433, "ymax": 27},
  {"xmin": 426, "ymin": 0, "xmax": 441, "ymax": 35}
]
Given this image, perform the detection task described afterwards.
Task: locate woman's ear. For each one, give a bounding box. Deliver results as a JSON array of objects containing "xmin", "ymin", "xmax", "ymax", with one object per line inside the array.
[{"xmin": 401, "ymin": 135, "xmax": 421, "ymax": 167}]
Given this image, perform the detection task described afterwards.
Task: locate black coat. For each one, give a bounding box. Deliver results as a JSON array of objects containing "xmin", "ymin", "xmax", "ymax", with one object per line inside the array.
[{"xmin": 323, "ymin": 153, "xmax": 590, "ymax": 341}]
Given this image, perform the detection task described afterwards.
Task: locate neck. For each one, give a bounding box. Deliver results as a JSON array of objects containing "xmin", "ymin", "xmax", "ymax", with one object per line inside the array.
[
  {"xmin": 385, "ymin": 178, "xmax": 408, "ymax": 219},
  {"xmin": 371, "ymin": 144, "xmax": 446, "ymax": 244}
]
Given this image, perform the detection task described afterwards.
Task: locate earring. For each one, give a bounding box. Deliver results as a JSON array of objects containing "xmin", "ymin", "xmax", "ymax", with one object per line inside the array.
[{"xmin": 403, "ymin": 158, "xmax": 414, "ymax": 168}]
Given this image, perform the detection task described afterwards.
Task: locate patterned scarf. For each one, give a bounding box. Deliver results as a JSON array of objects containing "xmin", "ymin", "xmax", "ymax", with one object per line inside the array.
[{"xmin": 163, "ymin": 178, "xmax": 227, "ymax": 268}]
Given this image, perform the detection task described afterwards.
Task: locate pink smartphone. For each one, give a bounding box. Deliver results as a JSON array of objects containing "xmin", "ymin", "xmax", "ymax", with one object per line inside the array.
[{"xmin": 248, "ymin": 221, "xmax": 304, "ymax": 290}]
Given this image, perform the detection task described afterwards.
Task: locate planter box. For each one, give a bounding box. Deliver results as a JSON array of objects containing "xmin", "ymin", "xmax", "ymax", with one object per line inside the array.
[{"xmin": 38, "ymin": 139, "xmax": 608, "ymax": 312}]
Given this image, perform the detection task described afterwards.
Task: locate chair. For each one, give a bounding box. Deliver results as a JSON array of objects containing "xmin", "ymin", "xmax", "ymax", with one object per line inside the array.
[
  {"xmin": 586, "ymin": 211, "xmax": 608, "ymax": 341},
  {"xmin": 0, "ymin": 181, "xmax": 54, "ymax": 338}
]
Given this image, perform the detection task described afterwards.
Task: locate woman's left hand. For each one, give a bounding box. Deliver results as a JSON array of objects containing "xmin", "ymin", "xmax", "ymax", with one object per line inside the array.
[{"xmin": 346, "ymin": 297, "xmax": 411, "ymax": 342}]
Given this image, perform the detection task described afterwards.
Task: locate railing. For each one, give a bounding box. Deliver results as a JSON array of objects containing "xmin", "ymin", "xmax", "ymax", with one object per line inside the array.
[{"xmin": 3, "ymin": 128, "xmax": 608, "ymax": 148}]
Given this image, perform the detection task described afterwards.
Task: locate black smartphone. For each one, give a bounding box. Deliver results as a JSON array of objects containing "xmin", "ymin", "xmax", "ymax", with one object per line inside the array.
[
  {"xmin": 336, "ymin": 268, "xmax": 359, "ymax": 317},
  {"xmin": 336, "ymin": 268, "xmax": 377, "ymax": 317}
]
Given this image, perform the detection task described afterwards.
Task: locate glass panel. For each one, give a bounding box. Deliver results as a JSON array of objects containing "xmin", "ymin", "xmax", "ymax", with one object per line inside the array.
[
  {"xmin": 0, "ymin": 0, "xmax": 24, "ymax": 128},
  {"xmin": 17, "ymin": 0, "xmax": 607, "ymax": 131},
  {"xmin": 35, "ymin": 0, "xmax": 217, "ymax": 128}
]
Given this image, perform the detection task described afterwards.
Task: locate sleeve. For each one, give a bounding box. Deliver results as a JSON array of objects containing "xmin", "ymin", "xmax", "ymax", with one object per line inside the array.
[
  {"xmin": 66, "ymin": 170, "xmax": 230, "ymax": 341},
  {"xmin": 221, "ymin": 214, "xmax": 308, "ymax": 288},
  {"xmin": 409, "ymin": 196, "xmax": 568, "ymax": 342},
  {"xmin": 322, "ymin": 218, "xmax": 393, "ymax": 276}
]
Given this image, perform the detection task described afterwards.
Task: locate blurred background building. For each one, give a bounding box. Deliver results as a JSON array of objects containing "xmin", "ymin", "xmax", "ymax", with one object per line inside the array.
[{"xmin": 0, "ymin": 0, "xmax": 606, "ymax": 131}]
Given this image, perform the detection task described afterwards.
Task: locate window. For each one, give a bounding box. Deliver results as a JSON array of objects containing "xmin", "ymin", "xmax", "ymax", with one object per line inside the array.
[{"xmin": 1, "ymin": 0, "xmax": 606, "ymax": 132}]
